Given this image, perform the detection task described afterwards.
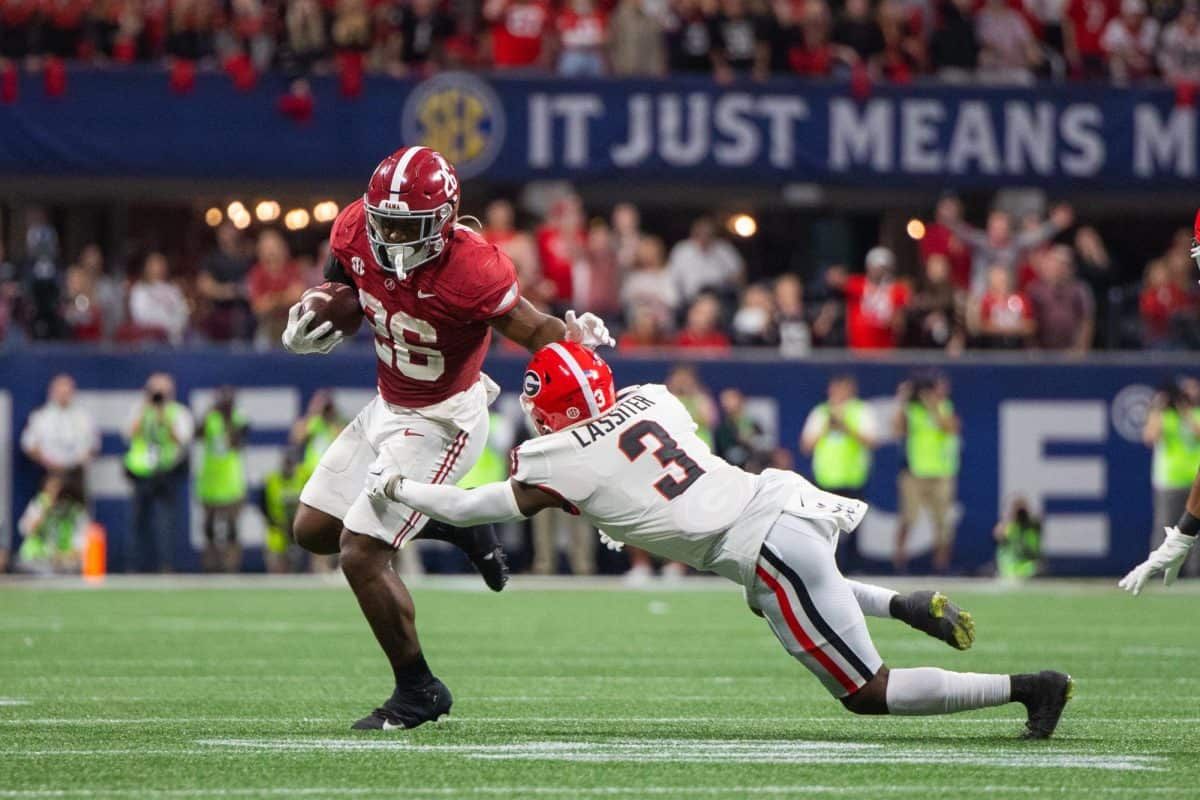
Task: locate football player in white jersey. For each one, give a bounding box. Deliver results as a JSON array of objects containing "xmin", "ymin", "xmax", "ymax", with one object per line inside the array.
[{"xmin": 367, "ymin": 342, "xmax": 1075, "ymax": 738}]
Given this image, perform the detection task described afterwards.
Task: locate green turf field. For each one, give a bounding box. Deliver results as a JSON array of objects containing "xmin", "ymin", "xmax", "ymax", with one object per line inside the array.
[{"xmin": 1, "ymin": 579, "xmax": 1198, "ymax": 799}]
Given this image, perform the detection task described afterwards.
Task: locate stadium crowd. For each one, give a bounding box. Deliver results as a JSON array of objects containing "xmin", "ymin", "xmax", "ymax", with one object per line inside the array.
[
  {"xmin": 2, "ymin": 193, "xmax": 1199, "ymax": 353},
  {"xmin": 2, "ymin": 0, "xmax": 1200, "ymax": 85}
]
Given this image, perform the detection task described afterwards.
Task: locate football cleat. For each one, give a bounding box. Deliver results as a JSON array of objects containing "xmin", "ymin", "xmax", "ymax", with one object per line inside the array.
[
  {"xmin": 416, "ymin": 520, "xmax": 510, "ymax": 592},
  {"xmin": 892, "ymin": 590, "xmax": 975, "ymax": 650},
  {"xmin": 1015, "ymin": 671, "xmax": 1074, "ymax": 740},
  {"xmin": 351, "ymin": 678, "xmax": 453, "ymax": 731}
]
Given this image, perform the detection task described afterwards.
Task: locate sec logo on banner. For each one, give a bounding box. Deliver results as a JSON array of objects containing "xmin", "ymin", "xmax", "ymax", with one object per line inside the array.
[{"xmin": 401, "ymin": 72, "xmax": 505, "ymax": 179}]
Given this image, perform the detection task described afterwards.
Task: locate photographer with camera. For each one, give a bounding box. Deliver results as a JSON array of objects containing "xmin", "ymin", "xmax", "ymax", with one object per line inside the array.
[
  {"xmin": 123, "ymin": 373, "xmax": 193, "ymax": 572},
  {"xmin": 893, "ymin": 372, "xmax": 962, "ymax": 574},
  {"xmin": 801, "ymin": 374, "xmax": 878, "ymax": 573}
]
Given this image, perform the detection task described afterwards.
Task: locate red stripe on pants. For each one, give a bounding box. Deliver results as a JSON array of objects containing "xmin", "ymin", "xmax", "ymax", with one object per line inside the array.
[
  {"xmin": 755, "ymin": 564, "xmax": 858, "ymax": 694},
  {"xmin": 390, "ymin": 431, "xmax": 469, "ymax": 548}
]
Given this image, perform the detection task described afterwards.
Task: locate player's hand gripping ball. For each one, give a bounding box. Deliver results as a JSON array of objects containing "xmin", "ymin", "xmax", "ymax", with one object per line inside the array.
[{"xmin": 282, "ymin": 283, "xmax": 361, "ymax": 354}]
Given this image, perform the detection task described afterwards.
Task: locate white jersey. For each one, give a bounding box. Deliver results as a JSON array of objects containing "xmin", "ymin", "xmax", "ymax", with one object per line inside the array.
[{"xmin": 510, "ymin": 384, "xmax": 867, "ymax": 587}]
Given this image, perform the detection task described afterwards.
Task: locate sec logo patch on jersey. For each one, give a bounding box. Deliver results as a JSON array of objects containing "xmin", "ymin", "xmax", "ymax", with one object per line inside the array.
[{"xmin": 351, "ymin": 256, "xmax": 366, "ymax": 276}]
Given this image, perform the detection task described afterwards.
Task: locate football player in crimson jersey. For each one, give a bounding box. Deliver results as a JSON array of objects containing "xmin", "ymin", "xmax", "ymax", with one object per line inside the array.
[
  {"xmin": 281, "ymin": 145, "xmax": 613, "ymax": 730},
  {"xmin": 369, "ymin": 342, "xmax": 1075, "ymax": 740}
]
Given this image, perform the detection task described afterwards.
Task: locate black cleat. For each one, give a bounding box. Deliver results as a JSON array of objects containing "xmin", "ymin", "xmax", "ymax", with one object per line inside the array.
[
  {"xmin": 351, "ymin": 678, "xmax": 453, "ymax": 731},
  {"xmin": 1014, "ymin": 670, "xmax": 1074, "ymax": 740},
  {"xmin": 891, "ymin": 590, "xmax": 975, "ymax": 650},
  {"xmin": 417, "ymin": 521, "xmax": 510, "ymax": 592}
]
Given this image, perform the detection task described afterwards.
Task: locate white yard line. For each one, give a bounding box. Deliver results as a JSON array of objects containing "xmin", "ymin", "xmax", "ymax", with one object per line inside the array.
[
  {"xmin": 0, "ymin": 699, "xmax": 30, "ymax": 706},
  {"xmin": 190, "ymin": 739, "xmax": 1166, "ymax": 770}
]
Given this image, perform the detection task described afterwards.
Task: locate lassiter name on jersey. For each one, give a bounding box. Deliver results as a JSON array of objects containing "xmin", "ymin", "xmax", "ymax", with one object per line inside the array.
[{"xmin": 568, "ymin": 392, "xmax": 658, "ymax": 449}]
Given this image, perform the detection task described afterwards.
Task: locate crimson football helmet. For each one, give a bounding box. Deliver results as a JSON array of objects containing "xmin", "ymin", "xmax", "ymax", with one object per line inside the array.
[
  {"xmin": 521, "ymin": 341, "xmax": 616, "ymax": 435},
  {"xmin": 363, "ymin": 146, "xmax": 461, "ymax": 277}
]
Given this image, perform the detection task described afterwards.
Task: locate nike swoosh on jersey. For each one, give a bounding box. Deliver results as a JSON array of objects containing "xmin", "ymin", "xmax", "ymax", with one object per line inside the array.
[
  {"xmin": 403, "ymin": 429, "xmax": 424, "ymax": 437},
  {"xmin": 417, "ymin": 290, "xmax": 437, "ymax": 299}
]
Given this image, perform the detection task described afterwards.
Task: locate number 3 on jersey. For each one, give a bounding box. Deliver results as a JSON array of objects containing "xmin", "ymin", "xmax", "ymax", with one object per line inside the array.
[
  {"xmin": 618, "ymin": 420, "xmax": 706, "ymax": 500},
  {"xmin": 359, "ymin": 290, "xmax": 444, "ymax": 382}
]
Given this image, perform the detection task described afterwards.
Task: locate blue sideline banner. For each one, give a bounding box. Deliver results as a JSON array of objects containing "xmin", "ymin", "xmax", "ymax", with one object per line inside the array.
[
  {"xmin": 0, "ymin": 70, "xmax": 1196, "ymax": 187},
  {"xmin": 0, "ymin": 346, "xmax": 1186, "ymax": 576}
]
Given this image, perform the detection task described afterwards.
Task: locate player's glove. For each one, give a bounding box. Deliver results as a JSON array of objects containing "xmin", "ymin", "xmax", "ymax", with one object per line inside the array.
[
  {"xmin": 1190, "ymin": 241, "xmax": 1200, "ymax": 284},
  {"xmin": 365, "ymin": 464, "xmax": 404, "ymax": 503},
  {"xmin": 564, "ymin": 310, "xmax": 615, "ymax": 349},
  {"xmin": 281, "ymin": 303, "xmax": 344, "ymax": 355},
  {"xmin": 1118, "ymin": 526, "xmax": 1197, "ymax": 595},
  {"xmin": 597, "ymin": 531, "xmax": 624, "ymax": 552}
]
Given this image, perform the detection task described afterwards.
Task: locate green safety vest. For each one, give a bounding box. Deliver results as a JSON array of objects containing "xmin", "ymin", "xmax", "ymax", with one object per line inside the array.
[
  {"xmin": 197, "ymin": 410, "xmax": 248, "ymax": 505},
  {"xmin": 263, "ymin": 468, "xmax": 305, "ymax": 554},
  {"xmin": 1152, "ymin": 408, "xmax": 1200, "ymax": 489},
  {"xmin": 906, "ymin": 400, "xmax": 959, "ymax": 478},
  {"xmin": 301, "ymin": 415, "xmax": 343, "ymax": 478},
  {"xmin": 997, "ymin": 521, "xmax": 1040, "ymax": 579},
  {"xmin": 459, "ymin": 414, "xmax": 507, "ymax": 489},
  {"xmin": 18, "ymin": 493, "xmax": 86, "ymax": 562},
  {"xmin": 811, "ymin": 400, "xmax": 872, "ymax": 490},
  {"xmin": 124, "ymin": 403, "xmax": 185, "ymax": 477}
]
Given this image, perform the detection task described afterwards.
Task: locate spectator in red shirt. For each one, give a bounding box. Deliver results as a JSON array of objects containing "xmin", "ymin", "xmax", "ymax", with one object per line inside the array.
[
  {"xmin": 920, "ymin": 194, "xmax": 972, "ymax": 290},
  {"xmin": 60, "ymin": 266, "xmax": 104, "ymax": 342},
  {"xmin": 247, "ymin": 230, "xmax": 304, "ymax": 347},
  {"xmin": 556, "ymin": 0, "xmax": 609, "ymax": 76},
  {"xmin": 1140, "ymin": 259, "xmax": 1194, "ymax": 348},
  {"xmin": 675, "ymin": 293, "xmax": 732, "ymax": 351},
  {"xmin": 1065, "ymin": 0, "xmax": 1117, "ymax": 78},
  {"xmin": 971, "ymin": 264, "xmax": 1035, "ymax": 349},
  {"xmin": 535, "ymin": 194, "xmax": 586, "ymax": 309},
  {"xmin": 485, "ymin": 0, "xmax": 551, "ymax": 68},
  {"xmin": 844, "ymin": 246, "xmax": 910, "ymax": 350}
]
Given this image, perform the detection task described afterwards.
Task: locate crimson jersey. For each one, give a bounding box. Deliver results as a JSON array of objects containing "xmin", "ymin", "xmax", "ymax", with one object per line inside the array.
[{"xmin": 328, "ymin": 198, "xmax": 521, "ymax": 408}]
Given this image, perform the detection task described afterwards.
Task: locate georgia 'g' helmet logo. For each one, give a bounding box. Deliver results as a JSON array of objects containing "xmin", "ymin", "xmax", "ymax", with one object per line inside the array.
[{"xmin": 523, "ymin": 370, "xmax": 542, "ymax": 397}]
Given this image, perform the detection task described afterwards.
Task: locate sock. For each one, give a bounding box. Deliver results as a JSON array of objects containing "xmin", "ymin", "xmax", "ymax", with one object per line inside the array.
[
  {"xmin": 393, "ymin": 653, "xmax": 434, "ymax": 690},
  {"xmin": 846, "ymin": 580, "xmax": 898, "ymax": 619},
  {"xmin": 886, "ymin": 667, "xmax": 1011, "ymax": 715}
]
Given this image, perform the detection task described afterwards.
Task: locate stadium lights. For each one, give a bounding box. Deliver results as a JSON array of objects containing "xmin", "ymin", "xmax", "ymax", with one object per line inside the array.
[
  {"xmin": 313, "ymin": 201, "xmax": 340, "ymax": 223},
  {"xmin": 230, "ymin": 210, "xmax": 251, "ymax": 230},
  {"xmin": 227, "ymin": 200, "xmax": 246, "ymax": 219},
  {"xmin": 907, "ymin": 218, "xmax": 927, "ymax": 240},
  {"xmin": 255, "ymin": 200, "xmax": 281, "ymax": 223},
  {"xmin": 204, "ymin": 208, "xmax": 223, "ymax": 227},
  {"xmin": 729, "ymin": 213, "xmax": 757, "ymax": 238},
  {"xmin": 284, "ymin": 208, "xmax": 311, "ymax": 231}
]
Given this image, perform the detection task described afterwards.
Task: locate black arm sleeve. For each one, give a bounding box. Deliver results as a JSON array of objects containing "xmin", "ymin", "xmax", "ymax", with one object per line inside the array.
[{"xmin": 324, "ymin": 252, "xmax": 355, "ymax": 287}]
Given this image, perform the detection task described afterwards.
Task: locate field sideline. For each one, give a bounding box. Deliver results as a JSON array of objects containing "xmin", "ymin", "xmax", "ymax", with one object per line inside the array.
[{"xmin": 1, "ymin": 578, "xmax": 1198, "ymax": 799}]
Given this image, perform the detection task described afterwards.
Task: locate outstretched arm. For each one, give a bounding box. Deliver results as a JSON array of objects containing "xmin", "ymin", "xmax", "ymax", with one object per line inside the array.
[
  {"xmin": 1119, "ymin": 467, "xmax": 1200, "ymax": 594},
  {"xmin": 490, "ymin": 298, "xmax": 614, "ymax": 352},
  {"xmin": 366, "ymin": 471, "xmax": 562, "ymax": 526}
]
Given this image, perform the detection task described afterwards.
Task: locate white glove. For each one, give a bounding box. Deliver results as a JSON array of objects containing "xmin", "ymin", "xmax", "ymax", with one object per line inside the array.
[
  {"xmin": 598, "ymin": 531, "xmax": 624, "ymax": 552},
  {"xmin": 1118, "ymin": 526, "xmax": 1197, "ymax": 595},
  {"xmin": 281, "ymin": 303, "xmax": 344, "ymax": 355},
  {"xmin": 564, "ymin": 310, "xmax": 615, "ymax": 349},
  {"xmin": 365, "ymin": 464, "xmax": 402, "ymax": 502}
]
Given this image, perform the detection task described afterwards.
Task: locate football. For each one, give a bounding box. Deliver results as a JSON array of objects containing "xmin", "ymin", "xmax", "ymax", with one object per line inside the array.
[{"xmin": 299, "ymin": 281, "xmax": 362, "ymax": 337}]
